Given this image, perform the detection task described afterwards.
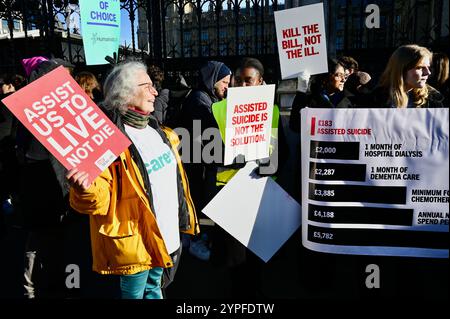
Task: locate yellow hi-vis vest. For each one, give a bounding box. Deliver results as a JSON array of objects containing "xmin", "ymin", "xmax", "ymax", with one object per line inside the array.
[{"xmin": 211, "ymin": 99, "xmax": 280, "ymax": 186}]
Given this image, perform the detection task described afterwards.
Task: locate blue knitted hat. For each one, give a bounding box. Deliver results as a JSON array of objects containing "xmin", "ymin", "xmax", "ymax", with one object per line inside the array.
[{"xmin": 217, "ymin": 64, "xmax": 231, "ymax": 81}]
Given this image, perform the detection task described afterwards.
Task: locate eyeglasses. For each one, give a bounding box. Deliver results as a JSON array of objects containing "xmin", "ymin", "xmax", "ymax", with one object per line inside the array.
[{"xmin": 333, "ymin": 73, "xmax": 348, "ymax": 80}]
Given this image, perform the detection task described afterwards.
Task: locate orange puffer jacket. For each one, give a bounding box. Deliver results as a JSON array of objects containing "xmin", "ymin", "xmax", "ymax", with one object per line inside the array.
[{"xmin": 70, "ymin": 127, "xmax": 198, "ymax": 275}]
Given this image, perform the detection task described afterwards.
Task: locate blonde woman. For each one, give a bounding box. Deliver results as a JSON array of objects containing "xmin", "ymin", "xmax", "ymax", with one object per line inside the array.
[
  {"xmin": 361, "ymin": 45, "xmax": 448, "ymax": 298},
  {"xmin": 372, "ymin": 44, "xmax": 444, "ymax": 108}
]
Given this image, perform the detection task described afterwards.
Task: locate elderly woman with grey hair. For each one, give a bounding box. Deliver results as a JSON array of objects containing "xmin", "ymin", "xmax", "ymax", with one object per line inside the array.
[{"xmin": 66, "ymin": 60, "xmax": 199, "ymax": 299}]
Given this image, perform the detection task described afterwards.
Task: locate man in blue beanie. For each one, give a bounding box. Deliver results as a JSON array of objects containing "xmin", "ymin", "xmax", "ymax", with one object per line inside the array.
[
  {"xmin": 178, "ymin": 61, "xmax": 232, "ymax": 261},
  {"xmin": 213, "ymin": 63, "xmax": 232, "ymax": 100}
]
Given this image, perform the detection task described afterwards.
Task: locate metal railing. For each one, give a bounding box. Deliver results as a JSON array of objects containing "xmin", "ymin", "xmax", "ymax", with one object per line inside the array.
[{"xmin": 0, "ymin": 0, "xmax": 448, "ymax": 76}]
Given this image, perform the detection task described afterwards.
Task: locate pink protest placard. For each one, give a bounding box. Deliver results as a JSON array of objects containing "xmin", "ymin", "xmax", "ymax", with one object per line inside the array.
[{"xmin": 1, "ymin": 66, "xmax": 131, "ymax": 183}]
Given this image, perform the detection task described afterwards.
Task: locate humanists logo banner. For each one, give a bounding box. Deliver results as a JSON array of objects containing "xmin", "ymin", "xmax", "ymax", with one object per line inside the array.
[{"xmin": 80, "ymin": 0, "xmax": 120, "ymax": 65}]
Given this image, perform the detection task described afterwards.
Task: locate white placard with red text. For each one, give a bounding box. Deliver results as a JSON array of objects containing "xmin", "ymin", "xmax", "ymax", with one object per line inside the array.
[
  {"xmin": 1, "ymin": 66, "xmax": 131, "ymax": 183},
  {"xmin": 224, "ymin": 85, "xmax": 275, "ymax": 165},
  {"xmin": 274, "ymin": 3, "xmax": 328, "ymax": 79}
]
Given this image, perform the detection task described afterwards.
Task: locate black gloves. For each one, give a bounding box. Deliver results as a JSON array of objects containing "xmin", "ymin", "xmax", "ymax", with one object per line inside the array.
[
  {"xmin": 227, "ymin": 154, "xmax": 246, "ymax": 169},
  {"xmin": 255, "ymin": 157, "xmax": 277, "ymax": 177}
]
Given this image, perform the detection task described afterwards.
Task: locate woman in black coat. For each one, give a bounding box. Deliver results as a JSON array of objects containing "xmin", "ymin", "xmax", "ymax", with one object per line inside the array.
[{"xmin": 289, "ymin": 58, "xmax": 353, "ymax": 133}]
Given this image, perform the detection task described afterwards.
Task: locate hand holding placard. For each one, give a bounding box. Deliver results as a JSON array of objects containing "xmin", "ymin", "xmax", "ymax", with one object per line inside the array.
[
  {"xmin": 66, "ymin": 169, "xmax": 91, "ymax": 192},
  {"xmin": 297, "ymin": 71, "xmax": 311, "ymax": 92}
]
